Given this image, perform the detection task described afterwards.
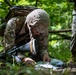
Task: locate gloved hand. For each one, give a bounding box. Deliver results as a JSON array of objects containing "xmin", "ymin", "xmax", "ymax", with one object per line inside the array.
[
  {"xmin": 43, "ymin": 54, "xmax": 51, "ymax": 62},
  {"xmin": 22, "ymin": 57, "xmax": 36, "ymax": 66}
]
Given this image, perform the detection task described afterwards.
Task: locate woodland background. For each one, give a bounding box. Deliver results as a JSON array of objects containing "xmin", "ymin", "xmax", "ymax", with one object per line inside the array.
[{"xmin": 0, "ymin": 0, "xmax": 74, "ymax": 75}]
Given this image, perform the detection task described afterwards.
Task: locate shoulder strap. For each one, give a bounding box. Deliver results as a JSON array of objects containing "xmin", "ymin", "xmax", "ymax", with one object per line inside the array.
[{"xmin": 15, "ymin": 17, "xmax": 25, "ymax": 35}]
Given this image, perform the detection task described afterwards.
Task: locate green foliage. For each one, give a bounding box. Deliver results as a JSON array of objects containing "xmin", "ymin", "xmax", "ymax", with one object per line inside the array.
[{"xmin": 48, "ymin": 40, "xmax": 72, "ymax": 61}]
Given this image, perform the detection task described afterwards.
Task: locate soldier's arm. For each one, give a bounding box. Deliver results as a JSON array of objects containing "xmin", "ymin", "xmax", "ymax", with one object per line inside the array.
[
  {"xmin": 38, "ymin": 30, "xmax": 50, "ymax": 62},
  {"xmin": 4, "ymin": 18, "xmax": 16, "ymax": 50},
  {"xmin": 39, "ymin": 34, "xmax": 50, "ymax": 62}
]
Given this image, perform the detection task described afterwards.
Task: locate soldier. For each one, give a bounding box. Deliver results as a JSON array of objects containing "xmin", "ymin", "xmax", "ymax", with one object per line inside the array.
[
  {"xmin": 4, "ymin": 7, "xmax": 50, "ymax": 65},
  {"xmin": 71, "ymin": 9, "xmax": 76, "ymax": 62}
]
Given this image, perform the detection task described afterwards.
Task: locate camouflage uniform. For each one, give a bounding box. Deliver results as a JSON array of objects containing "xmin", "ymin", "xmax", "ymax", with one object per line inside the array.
[
  {"xmin": 71, "ymin": 9, "xmax": 76, "ymax": 62},
  {"xmin": 4, "ymin": 9, "xmax": 50, "ymax": 61}
]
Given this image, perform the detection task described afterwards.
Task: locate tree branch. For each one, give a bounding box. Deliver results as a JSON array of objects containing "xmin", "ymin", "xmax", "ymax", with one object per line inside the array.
[
  {"xmin": 49, "ymin": 29, "xmax": 71, "ymax": 33},
  {"xmin": 35, "ymin": 0, "xmax": 38, "ymax": 7}
]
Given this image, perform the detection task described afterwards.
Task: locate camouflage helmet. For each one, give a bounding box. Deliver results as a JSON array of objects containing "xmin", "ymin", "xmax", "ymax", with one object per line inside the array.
[{"xmin": 25, "ymin": 9, "xmax": 50, "ymax": 27}]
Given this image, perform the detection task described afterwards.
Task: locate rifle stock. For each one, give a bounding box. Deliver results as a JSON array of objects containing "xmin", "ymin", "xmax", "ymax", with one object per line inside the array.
[{"xmin": 0, "ymin": 39, "xmax": 38, "ymax": 61}]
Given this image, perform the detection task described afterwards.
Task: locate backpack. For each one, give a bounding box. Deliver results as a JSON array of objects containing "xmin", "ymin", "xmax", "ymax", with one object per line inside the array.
[{"xmin": 0, "ymin": 5, "xmax": 38, "ymax": 36}]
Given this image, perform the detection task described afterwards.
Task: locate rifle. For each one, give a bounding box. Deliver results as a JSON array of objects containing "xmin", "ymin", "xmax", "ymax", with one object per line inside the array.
[{"xmin": 0, "ymin": 39, "xmax": 38, "ymax": 62}]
